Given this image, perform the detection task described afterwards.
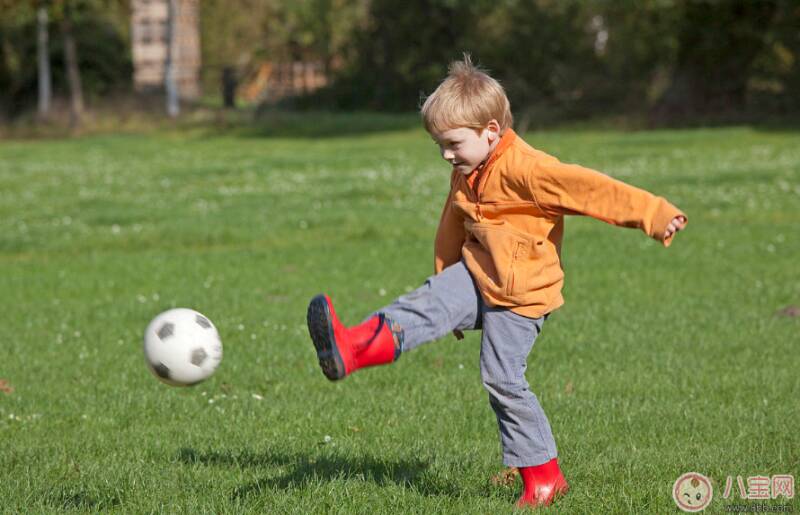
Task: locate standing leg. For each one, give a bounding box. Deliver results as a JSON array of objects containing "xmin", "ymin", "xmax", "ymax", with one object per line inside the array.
[
  {"xmin": 479, "ymin": 307, "xmax": 556, "ymax": 467},
  {"xmin": 479, "ymin": 307, "xmax": 568, "ymax": 507}
]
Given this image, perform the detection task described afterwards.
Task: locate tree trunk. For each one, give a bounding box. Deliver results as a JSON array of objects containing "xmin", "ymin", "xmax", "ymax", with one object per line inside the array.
[
  {"xmin": 165, "ymin": 0, "xmax": 180, "ymax": 117},
  {"xmin": 37, "ymin": 4, "xmax": 52, "ymax": 120},
  {"xmin": 652, "ymin": 0, "xmax": 779, "ymax": 122},
  {"xmin": 61, "ymin": 3, "xmax": 84, "ymax": 127},
  {"xmin": 222, "ymin": 66, "xmax": 236, "ymax": 108}
]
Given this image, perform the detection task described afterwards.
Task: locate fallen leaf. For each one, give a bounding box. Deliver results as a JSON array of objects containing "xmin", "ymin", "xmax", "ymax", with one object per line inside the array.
[
  {"xmin": 565, "ymin": 381, "xmax": 574, "ymax": 395},
  {"xmin": 0, "ymin": 379, "xmax": 13, "ymax": 395},
  {"xmin": 491, "ymin": 467, "xmax": 519, "ymax": 487},
  {"xmin": 776, "ymin": 305, "xmax": 800, "ymax": 318}
]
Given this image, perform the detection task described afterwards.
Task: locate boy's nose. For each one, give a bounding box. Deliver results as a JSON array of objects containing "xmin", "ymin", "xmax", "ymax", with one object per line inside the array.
[{"xmin": 442, "ymin": 149, "xmax": 455, "ymax": 161}]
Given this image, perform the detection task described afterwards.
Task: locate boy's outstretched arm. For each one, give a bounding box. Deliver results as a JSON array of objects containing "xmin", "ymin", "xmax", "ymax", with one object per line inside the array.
[{"xmin": 527, "ymin": 156, "xmax": 688, "ymax": 246}]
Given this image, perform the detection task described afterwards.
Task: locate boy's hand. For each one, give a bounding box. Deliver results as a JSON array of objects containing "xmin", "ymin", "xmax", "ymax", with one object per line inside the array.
[{"xmin": 664, "ymin": 215, "xmax": 687, "ymax": 240}]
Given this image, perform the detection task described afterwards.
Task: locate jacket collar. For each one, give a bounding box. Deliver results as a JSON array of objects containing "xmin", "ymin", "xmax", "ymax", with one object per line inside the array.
[
  {"xmin": 465, "ymin": 128, "xmax": 517, "ymax": 199},
  {"xmin": 483, "ymin": 128, "xmax": 516, "ymax": 171}
]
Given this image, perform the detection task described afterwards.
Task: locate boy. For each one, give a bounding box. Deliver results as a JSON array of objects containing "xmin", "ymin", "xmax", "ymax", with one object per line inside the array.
[{"xmin": 306, "ymin": 56, "xmax": 687, "ymax": 508}]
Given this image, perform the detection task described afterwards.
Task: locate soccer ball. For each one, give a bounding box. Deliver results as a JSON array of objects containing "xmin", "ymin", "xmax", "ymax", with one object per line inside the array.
[{"xmin": 143, "ymin": 308, "xmax": 223, "ymax": 386}]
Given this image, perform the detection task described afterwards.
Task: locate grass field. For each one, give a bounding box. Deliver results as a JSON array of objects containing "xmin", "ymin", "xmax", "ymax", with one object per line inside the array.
[{"xmin": 1, "ymin": 115, "xmax": 798, "ymax": 513}]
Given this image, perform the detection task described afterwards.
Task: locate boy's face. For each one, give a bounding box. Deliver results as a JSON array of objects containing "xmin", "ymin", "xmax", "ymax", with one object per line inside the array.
[{"xmin": 431, "ymin": 121, "xmax": 500, "ymax": 175}]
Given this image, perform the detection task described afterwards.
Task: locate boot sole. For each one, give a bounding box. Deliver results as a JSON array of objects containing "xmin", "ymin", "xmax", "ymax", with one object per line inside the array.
[{"xmin": 307, "ymin": 294, "xmax": 347, "ymax": 381}]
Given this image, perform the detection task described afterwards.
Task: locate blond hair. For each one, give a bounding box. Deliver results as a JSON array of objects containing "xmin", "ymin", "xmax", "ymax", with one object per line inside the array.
[{"xmin": 421, "ymin": 54, "xmax": 513, "ymax": 134}]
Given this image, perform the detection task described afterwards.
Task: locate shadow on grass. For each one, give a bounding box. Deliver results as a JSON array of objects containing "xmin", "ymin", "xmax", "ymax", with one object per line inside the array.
[
  {"xmin": 43, "ymin": 489, "xmax": 123, "ymax": 510},
  {"xmin": 751, "ymin": 120, "xmax": 800, "ymax": 134},
  {"xmin": 228, "ymin": 110, "xmax": 422, "ymax": 140},
  {"xmin": 177, "ymin": 447, "xmax": 462, "ymax": 499}
]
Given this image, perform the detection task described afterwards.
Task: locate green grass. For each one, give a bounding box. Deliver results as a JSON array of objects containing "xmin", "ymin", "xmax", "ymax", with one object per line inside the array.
[{"xmin": 1, "ymin": 115, "xmax": 798, "ymax": 513}]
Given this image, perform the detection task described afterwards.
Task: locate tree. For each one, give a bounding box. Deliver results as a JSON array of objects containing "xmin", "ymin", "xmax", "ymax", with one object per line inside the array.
[
  {"xmin": 59, "ymin": 0, "xmax": 85, "ymax": 127},
  {"xmin": 475, "ymin": 0, "xmax": 602, "ymax": 126},
  {"xmin": 652, "ymin": 0, "xmax": 780, "ymax": 121},
  {"xmin": 164, "ymin": 0, "xmax": 180, "ymax": 117},
  {"xmin": 37, "ymin": 1, "xmax": 52, "ymax": 119},
  {"xmin": 329, "ymin": 0, "xmax": 482, "ymax": 110}
]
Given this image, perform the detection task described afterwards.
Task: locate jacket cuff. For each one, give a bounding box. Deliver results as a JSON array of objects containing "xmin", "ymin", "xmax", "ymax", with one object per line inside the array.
[{"xmin": 650, "ymin": 197, "xmax": 686, "ymax": 247}]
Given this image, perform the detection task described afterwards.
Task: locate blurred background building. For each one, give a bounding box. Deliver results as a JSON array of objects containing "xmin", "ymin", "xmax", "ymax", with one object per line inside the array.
[{"xmin": 131, "ymin": 0, "xmax": 201, "ymax": 100}]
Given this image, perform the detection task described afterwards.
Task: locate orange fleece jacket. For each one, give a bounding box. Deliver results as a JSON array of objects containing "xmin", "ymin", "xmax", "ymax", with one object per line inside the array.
[{"xmin": 434, "ymin": 129, "xmax": 687, "ymax": 318}]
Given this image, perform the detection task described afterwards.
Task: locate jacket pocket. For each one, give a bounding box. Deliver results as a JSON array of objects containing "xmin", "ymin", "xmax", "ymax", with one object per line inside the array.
[
  {"xmin": 465, "ymin": 220, "xmax": 533, "ymax": 299},
  {"xmin": 506, "ymin": 241, "xmax": 528, "ymax": 296}
]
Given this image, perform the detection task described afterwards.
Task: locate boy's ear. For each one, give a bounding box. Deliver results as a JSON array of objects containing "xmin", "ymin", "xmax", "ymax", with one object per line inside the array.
[{"xmin": 486, "ymin": 119, "xmax": 500, "ymax": 140}]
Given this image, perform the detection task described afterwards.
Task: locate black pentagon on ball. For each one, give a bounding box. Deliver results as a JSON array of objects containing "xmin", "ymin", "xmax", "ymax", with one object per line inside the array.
[
  {"xmin": 157, "ymin": 322, "xmax": 175, "ymax": 341},
  {"xmin": 153, "ymin": 362, "xmax": 171, "ymax": 379},
  {"xmin": 195, "ymin": 314, "xmax": 211, "ymax": 329},
  {"xmin": 190, "ymin": 347, "xmax": 208, "ymax": 366}
]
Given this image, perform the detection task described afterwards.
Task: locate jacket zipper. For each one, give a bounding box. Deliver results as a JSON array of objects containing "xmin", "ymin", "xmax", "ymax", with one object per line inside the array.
[
  {"xmin": 467, "ymin": 169, "xmax": 485, "ymax": 219},
  {"xmin": 474, "ymin": 165, "xmax": 492, "ymax": 220}
]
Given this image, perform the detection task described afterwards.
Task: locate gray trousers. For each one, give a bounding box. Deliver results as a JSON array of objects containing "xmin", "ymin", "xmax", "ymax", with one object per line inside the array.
[{"xmin": 377, "ymin": 261, "xmax": 558, "ymax": 467}]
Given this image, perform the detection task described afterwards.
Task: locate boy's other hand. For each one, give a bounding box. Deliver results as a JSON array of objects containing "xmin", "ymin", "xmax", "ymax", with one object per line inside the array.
[{"xmin": 664, "ymin": 215, "xmax": 687, "ymax": 239}]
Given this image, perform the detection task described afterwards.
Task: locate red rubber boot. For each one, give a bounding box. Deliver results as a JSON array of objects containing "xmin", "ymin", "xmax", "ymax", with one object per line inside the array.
[
  {"xmin": 306, "ymin": 294, "xmax": 401, "ymax": 381},
  {"xmin": 516, "ymin": 458, "xmax": 569, "ymax": 508}
]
